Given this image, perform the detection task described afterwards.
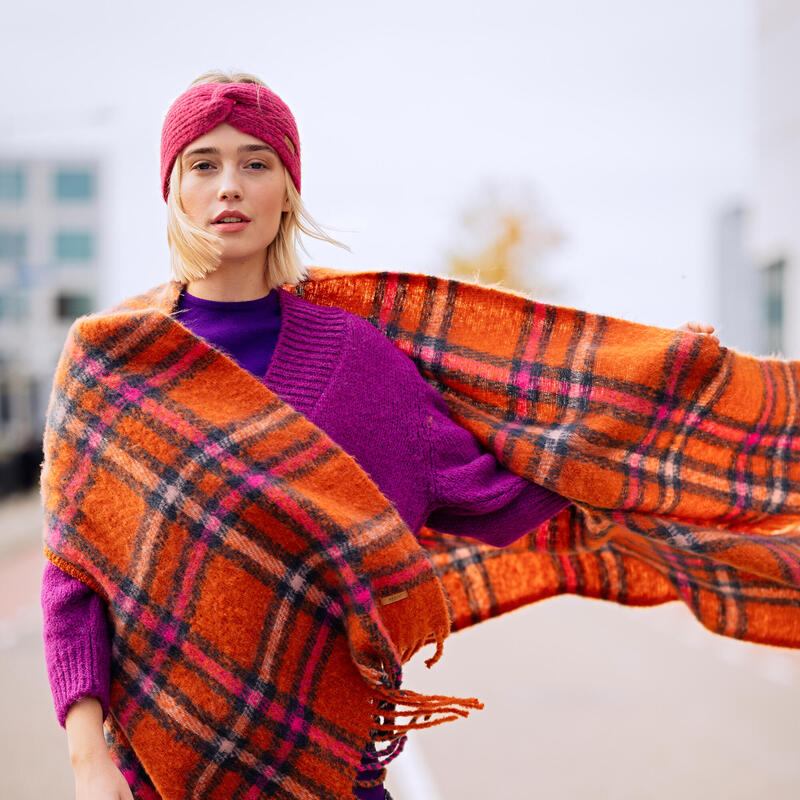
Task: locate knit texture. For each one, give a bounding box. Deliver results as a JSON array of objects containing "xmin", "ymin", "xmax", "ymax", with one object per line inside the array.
[
  {"xmin": 160, "ymin": 81, "xmax": 301, "ymax": 201},
  {"xmin": 173, "ymin": 288, "xmax": 281, "ymax": 379},
  {"xmin": 40, "ymin": 567, "xmax": 112, "ymax": 726}
]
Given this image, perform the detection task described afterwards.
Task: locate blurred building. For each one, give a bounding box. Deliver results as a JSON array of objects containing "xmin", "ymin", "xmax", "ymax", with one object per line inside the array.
[
  {"xmin": 749, "ymin": 0, "xmax": 800, "ymax": 357},
  {"xmin": 0, "ymin": 159, "xmax": 101, "ymax": 492},
  {"xmin": 716, "ymin": 205, "xmax": 763, "ymax": 354}
]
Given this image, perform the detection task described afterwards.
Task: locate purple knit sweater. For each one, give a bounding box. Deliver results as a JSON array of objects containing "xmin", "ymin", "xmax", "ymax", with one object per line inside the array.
[{"xmin": 41, "ymin": 286, "xmax": 570, "ymax": 797}]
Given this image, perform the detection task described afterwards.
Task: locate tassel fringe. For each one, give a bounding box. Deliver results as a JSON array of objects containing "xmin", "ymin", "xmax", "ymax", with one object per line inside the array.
[
  {"xmin": 423, "ymin": 636, "xmax": 445, "ymax": 668},
  {"xmin": 369, "ymin": 684, "xmax": 484, "ymax": 741}
]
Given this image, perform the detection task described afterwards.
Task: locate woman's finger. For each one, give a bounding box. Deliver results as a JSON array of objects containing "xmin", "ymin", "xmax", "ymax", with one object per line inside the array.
[{"xmin": 680, "ymin": 321, "xmax": 716, "ymax": 335}]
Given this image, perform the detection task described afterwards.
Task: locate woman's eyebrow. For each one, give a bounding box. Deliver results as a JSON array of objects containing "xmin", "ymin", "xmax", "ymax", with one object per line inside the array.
[{"xmin": 183, "ymin": 144, "xmax": 277, "ymax": 160}]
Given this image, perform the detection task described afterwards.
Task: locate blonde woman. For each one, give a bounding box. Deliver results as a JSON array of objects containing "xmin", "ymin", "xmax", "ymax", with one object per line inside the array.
[{"xmin": 41, "ymin": 72, "xmax": 573, "ymax": 800}]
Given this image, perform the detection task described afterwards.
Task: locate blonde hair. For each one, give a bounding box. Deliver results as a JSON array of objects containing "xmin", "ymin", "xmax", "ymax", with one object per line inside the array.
[{"xmin": 166, "ymin": 70, "xmax": 347, "ymax": 287}]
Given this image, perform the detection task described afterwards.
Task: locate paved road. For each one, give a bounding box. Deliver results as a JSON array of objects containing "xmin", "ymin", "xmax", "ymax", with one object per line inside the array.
[
  {"xmin": 2, "ymin": 490, "xmax": 799, "ymax": 799},
  {"xmin": 0, "ymin": 500, "xmax": 75, "ymax": 799},
  {"xmin": 386, "ymin": 598, "xmax": 800, "ymax": 799}
]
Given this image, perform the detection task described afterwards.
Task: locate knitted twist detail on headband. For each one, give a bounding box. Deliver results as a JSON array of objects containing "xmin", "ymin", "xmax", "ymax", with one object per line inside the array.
[{"xmin": 160, "ymin": 81, "xmax": 301, "ymax": 201}]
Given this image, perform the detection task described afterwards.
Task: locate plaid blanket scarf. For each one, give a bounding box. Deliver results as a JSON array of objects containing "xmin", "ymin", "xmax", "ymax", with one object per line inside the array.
[{"xmin": 41, "ymin": 268, "xmax": 800, "ymax": 799}]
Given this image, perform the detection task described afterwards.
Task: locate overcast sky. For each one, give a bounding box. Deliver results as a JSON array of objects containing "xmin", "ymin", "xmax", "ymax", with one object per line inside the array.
[{"xmin": 2, "ymin": 0, "xmax": 755, "ymax": 328}]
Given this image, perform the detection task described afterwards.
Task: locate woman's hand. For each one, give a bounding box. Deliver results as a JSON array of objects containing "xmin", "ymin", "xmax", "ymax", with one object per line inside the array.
[
  {"xmin": 73, "ymin": 752, "xmax": 134, "ymax": 800},
  {"xmin": 678, "ymin": 321, "xmax": 720, "ymax": 345},
  {"xmin": 66, "ymin": 697, "xmax": 133, "ymax": 799}
]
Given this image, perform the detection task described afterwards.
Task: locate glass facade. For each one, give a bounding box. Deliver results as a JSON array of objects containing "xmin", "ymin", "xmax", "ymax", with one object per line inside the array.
[
  {"xmin": 55, "ymin": 169, "xmax": 94, "ymax": 201},
  {"xmin": 0, "ymin": 379, "xmax": 10, "ymax": 424},
  {"xmin": 763, "ymin": 259, "xmax": 785, "ymax": 356},
  {"xmin": 0, "ymin": 160, "xmax": 100, "ymax": 497},
  {"xmin": 0, "ymin": 230, "xmax": 27, "ymax": 260},
  {"xmin": 55, "ymin": 291, "xmax": 94, "ymax": 321},
  {"xmin": 0, "ymin": 167, "xmax": 25, "ymax": 202},
  {"xmin": 55, "ymin": 231, "xmax": 94, "ymax": 261}
]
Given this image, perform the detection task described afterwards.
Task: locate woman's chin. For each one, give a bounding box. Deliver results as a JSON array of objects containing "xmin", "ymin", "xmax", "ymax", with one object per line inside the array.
[{"xmin": 215, "ymin": 248, "xmax": 269, "ymax": 269}]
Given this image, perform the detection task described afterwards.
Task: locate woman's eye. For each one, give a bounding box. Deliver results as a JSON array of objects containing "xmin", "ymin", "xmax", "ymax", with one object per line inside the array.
[
  {"xmin": 193, "ymin": 162, "xmax": 212, "ymax": 171},
  {"xmin": 249, "ymin": 162, "xmax": 268, "ymax": 170}
]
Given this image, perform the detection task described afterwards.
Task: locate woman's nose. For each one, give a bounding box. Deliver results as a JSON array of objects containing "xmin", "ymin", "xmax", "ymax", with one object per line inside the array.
[
  {"xmin": 216, "ymin": 169, "xmax": 243, "ymax": 200},
  {"xmin": 217, "ymin": 185, "xmax": 242, "ymax": 200}
]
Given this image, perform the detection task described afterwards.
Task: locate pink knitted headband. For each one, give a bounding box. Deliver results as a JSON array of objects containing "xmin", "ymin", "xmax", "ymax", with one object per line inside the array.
[{"xmin": 160, "ymin": 82, "xmax": 301, "ymax": 202}]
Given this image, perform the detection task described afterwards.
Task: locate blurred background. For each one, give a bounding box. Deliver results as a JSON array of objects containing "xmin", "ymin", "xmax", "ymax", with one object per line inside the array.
[{"xmin": 2, "ymin": 0, "xmax": 800, "ymax": 797}]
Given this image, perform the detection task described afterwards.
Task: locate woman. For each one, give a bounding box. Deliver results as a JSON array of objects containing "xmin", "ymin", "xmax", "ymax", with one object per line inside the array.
[{"xmin": 41, "ymin": 72, "xmax": 575, "ymax": 800}]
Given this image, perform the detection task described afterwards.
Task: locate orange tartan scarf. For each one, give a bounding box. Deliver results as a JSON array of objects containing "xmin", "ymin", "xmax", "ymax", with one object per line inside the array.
[
  {"xmin": 300, "ymin": 271, "xmax": 800, "ymax": 644},
  {"xmin": 41, "ymin": 269, "xmax": 800, "ymax": 799}
]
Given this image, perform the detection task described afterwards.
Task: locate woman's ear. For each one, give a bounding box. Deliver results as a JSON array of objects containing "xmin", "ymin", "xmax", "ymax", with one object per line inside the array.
[{"xmin": 282, "ymin": 194, "xmax": 290, "ymax": 212}]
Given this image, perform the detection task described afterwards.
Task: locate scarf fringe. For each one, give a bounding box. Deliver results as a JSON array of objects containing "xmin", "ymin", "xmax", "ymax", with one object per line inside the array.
[
  {"xmin": 369, "ymin": 684, "xmax": 484, "ymax": 741},
  {"xmin": 423, "ymin": 636, "xmax": 445, "ymax": 668}
]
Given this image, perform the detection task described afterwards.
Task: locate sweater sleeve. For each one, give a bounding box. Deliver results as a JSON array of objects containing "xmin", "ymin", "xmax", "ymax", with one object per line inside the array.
[
  {"xmin": 422, "ymin": 384, "xmax": 571, "ymax": 547},
  {"xmin": 40, "ymin": 559, "xmax": 112, "ymax": 727}
]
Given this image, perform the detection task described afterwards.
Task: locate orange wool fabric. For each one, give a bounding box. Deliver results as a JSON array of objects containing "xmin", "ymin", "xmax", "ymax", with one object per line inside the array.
[
  {"xmin": 40, "ymin": 276, "xmax": 472, "ymax": 800},
  {"xmin": 41, "ymin": 268, "xmax": 800, "ymax": 799},
  {"xmin": 299, "ymin": 269, "xmax": 800, "ymax": 645}
]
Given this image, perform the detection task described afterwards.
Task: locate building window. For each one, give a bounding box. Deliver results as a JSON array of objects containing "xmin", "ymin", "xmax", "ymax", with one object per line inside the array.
[
  {"xmin": 0, "ymin": 230, "xmax": 27, "ymax": 260},
  {"xmin": 55, "ymin": 169, "xmax": 94, "ymax": 201},
  {"xmin": 0, "ymin": 379, "xmax": 10, "ymax": 425},
  {"xmin": 763, "ymin": 259, "xmax": 785, "ymax": 355},
  {"xmin": 55, "ymin": 231, "xmax": 94, "ymax": 261},
  {"xmin": 55, "ymin": 292, "xmax": 94, "ymax": 321},
  {"xmin": 0, "ymin": 167, "xmax": 25, "ymax": 202}
]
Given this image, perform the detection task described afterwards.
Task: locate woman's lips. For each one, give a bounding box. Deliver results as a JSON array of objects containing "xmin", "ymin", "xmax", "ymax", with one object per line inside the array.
[{"xmin": 213, "ymin": 220, "xmax": 251, "ymax": 233}]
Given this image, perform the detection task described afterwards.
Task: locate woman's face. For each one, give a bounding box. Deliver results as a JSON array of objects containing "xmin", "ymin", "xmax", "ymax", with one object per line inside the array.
[{"xmin": 179, "ymin": 123, "xmax": 290, "ymax": 269}]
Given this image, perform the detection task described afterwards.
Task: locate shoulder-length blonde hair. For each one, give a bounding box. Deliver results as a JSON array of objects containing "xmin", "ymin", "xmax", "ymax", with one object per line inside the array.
[{"xmin": 166, "ymin": 71, "xmax": 346, "ymax": 287}]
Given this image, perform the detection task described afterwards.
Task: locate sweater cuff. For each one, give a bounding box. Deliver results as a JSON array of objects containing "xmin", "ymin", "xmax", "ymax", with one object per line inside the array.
[
  {"xmin": 47, "ymin": 630, "xmax": 111, "ymax": 728},
  {"xmin": 427, "ymin": 482, "xmax": 571, "ymax": 547}
]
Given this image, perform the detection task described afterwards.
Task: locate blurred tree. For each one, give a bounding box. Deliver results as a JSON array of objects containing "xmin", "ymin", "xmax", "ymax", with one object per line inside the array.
[{"xmin": 446, "ymin": 182, "xmax": 564, "ymax": 299}]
